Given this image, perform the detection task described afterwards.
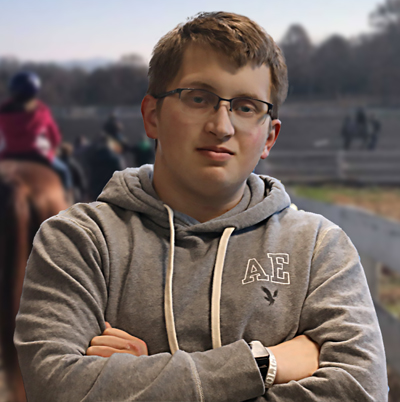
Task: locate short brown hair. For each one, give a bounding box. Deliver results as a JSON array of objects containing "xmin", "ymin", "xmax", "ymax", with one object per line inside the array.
[{"xmin": 147, "ymin": 12, "xmax": 288, "ymax": 119}]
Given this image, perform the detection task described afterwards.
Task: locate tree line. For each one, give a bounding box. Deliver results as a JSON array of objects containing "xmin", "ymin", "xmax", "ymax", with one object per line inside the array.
[
  {"xmin": 280, "ymin": 0, "xmax": 400, "ymax": 103},
  {"xmin": 0, "ymin": 0, "xmax": 399, "ymax": 106},
  {"xmin": 0, "ymin": 56, "xmax": 149, "ymax": 107}
]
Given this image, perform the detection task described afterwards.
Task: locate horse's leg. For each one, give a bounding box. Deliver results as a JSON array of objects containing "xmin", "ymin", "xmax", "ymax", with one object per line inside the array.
[
  {"xmin": 10, "ymin": 366, "xmax": 26, "ymax": 402},
  {"xmin": 0, "ymin": 174, "xmax": 29, "ymax": 402}
]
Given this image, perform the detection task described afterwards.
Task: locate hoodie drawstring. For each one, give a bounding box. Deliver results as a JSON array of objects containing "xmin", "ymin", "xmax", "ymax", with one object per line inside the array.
[
  {"xmin": 163, "ymin": 204, "xmax": 235, "ymax": 354},
  {"xmin": 164, "ymin": 205, "xmax": 179, "ymax": 355},
  {"xmin": 211, "ymin": 226, "xmax": 235, "ymax": 349}
]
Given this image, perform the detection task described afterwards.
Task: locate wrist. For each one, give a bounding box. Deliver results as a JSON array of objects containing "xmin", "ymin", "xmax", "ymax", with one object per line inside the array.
[{"xmin": 249, "ymin": 340, "xmax": 277, "ymax": 388}]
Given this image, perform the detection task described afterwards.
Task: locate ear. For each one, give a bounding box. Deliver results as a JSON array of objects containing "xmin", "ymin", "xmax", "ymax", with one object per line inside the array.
[
  {"xmin": 260, "ymin": 119, "xmax": 281, "ymax": 160},
  {"xmin": 141, "ymin": 94, "xmax": 159, "ymax": 140}
]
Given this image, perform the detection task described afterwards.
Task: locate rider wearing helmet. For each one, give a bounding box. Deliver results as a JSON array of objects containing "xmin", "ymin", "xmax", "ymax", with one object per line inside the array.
[
  {"xmin": 0, "ymin": 71, "xmax": 72, "ymax": 191},
  {"xmin": 82, "ymin": 113, "xmax": 127, "ymax": 201}
]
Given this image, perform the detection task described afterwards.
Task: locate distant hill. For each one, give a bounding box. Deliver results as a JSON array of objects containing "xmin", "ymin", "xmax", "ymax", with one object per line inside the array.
[{"xmin": 53, "ymin": 57, "xmax": 116, "ymax": 71}]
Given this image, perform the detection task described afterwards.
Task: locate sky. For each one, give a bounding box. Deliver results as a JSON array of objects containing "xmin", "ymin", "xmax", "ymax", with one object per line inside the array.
[{"xmin": 0, "ymin": 0, "xmax": 382, "ymax": 63}]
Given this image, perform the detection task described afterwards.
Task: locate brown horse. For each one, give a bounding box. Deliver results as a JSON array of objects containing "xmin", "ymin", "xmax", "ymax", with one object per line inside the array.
[{"xmin": 0, "ymin": 160, "xmax": 69, "ymax": 402}]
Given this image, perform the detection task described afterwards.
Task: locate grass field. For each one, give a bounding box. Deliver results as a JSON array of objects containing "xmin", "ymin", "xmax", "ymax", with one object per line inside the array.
[
  {"xmin": 293, "ymin": 185, "xmax": 400, "ymax": 222},
  {"xmin": 380, "ymin": 267, "xmax": 400, "ymax": 319}
]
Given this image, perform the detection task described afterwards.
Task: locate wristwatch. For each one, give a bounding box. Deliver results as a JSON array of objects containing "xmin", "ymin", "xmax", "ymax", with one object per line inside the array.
[{"xmin": 249, "ymin": 340, "xmax": 277, "ymax": 388}]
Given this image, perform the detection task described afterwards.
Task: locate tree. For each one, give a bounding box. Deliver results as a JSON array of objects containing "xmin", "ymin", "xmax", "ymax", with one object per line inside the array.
[
  {"xmin": 280, "ymin": 25, "xmax": 314, "ymax": 97},
  {"xmin": 368, "ymin": 0, "xmax": 400, "ymax": 101},
  {"xmin": 82, "ymin": 65, "xmax": 148, "ymax": 106},
  {"xmin": 0, "ymin": 58, "xmax": 149, "ymax": 106},
  {"xmin": 311, "ymin": 35, "xmax": 354, "ymax": 97},
  {"xmin": 370, "ymin": 0, "xmax": 400, "ymax": 31},
  {"xmin": 281, "ymin": 24, "xmax": 313, "ymax": 55}
]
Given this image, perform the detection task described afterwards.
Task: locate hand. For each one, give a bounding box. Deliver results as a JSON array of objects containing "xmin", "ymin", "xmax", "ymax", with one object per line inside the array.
[
  {"xmin": 269, "ymin": 335, "xmax": 320, "ymax": 384},
  {"xmin": 87, "ymin": 322, "xmax": 148, "ymax": 358}
]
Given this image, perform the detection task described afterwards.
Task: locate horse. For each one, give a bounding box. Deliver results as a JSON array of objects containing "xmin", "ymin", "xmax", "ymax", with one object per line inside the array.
[{"xmin": 0, "ymin": 160, "xmax": 69, "ymax": 402}]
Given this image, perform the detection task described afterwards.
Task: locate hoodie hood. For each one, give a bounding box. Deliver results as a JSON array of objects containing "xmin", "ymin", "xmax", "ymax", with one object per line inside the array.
[{"xmin": 97, "ymin": 164, "xmax": 291, "ymax": 234}]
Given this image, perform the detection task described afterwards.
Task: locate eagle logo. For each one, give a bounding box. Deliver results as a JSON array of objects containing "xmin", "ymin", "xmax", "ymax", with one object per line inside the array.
[{"xmin": 262, "ymin": 286, "xmax": 278, "ymax": 306}]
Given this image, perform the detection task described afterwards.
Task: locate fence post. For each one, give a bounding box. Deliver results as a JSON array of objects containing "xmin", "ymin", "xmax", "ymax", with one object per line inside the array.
[
  {"xmin": 337, "ymin": 150, "xmax": 345, "ymax": 181},
  {"xmin": 359, "ymin": 253, "xmax": 380, "ymax": 300}
]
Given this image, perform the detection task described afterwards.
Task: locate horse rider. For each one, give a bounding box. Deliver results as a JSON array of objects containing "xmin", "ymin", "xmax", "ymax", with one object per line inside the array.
[{"xmin": 0, "ymin": 71, "xmax": 72, "ymax": 192}]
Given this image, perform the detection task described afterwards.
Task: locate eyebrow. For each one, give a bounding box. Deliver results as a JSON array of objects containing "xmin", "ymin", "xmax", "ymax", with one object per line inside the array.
[
  {"xmin": 183, "ymin": 81, "xmax": 267, "ymax": 101},
  {"xmin": 185, "ymin": 81, "xmax": 216, "ymax": 92}
]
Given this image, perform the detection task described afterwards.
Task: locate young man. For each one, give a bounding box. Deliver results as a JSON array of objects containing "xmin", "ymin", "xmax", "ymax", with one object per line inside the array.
[{"xmin": 15, "ymin": 12, "xmax": 387, "ymax": 401}]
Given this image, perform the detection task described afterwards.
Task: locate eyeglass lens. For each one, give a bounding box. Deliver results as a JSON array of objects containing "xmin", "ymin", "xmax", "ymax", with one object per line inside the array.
[{"xmin": 178, "ymin": 89, "xmax": 269, "ymax": 127}]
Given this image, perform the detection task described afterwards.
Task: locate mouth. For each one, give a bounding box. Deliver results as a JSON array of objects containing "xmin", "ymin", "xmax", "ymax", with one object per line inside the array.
[
  {"xmin": 197, "ymin": 146, "xmax": 234, "ymax": 155},
  {"xmin": 196, "ymin": 146, "xmax": 235, "ymax": 162}
]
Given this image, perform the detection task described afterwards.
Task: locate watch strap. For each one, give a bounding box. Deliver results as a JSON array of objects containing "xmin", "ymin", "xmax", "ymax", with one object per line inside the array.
[{"xmin": 264, "ymin": 347, "xmax": 277, "ymax": 388}]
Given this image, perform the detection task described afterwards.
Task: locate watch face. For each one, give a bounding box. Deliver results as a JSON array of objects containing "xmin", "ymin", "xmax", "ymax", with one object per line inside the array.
[
  {"xmin": 256, "ymin": 356, "xmax": 270, "ymax": 370},
  {"xmin": 255, "ymin": 356, "xmax": 270, "ymax": 382}
]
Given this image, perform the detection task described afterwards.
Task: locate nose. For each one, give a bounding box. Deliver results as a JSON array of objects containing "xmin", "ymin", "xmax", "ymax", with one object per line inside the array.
[{"xmin": 206, "ymin": 102, "xmax": 235, "ymax": 139}]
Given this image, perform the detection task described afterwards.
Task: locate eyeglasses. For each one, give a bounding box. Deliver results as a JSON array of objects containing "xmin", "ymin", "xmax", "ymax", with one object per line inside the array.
[{"xmin": 154, "ymin": 88, "xmax": 273, "ymax": 129}]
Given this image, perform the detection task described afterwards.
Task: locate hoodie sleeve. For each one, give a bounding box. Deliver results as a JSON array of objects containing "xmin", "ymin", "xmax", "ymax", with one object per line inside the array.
[
  {"xmin": 256, "ymin": 225, "xmax": 388, "ymax": 402},
  {"xmin": 14, "ymin": 215, "xmax": 264, "ymax": 402}
]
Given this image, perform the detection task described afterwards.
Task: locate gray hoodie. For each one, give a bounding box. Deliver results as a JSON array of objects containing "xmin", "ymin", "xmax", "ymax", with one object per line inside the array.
[{"xmin": 15, "ymin": 165, "xmax": 387, "ymax": 401}]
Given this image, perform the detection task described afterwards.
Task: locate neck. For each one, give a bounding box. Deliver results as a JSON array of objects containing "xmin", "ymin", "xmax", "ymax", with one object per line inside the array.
[
  {"xmin": 24, "ymin": 99, "xmax": 38, "ymax": 112},
  {"xmin": 152, "ymin": 165, "xmax": 246, "ymax": 223}
]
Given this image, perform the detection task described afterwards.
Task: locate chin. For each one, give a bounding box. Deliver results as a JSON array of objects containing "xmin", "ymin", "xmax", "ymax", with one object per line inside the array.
[
  {"xmin": 198, "ymin": 166, "xmax": 231, "ymax": 181},
  {"xmin": 196, "ymin": 169, "xmax": 245, "ymax": 192}
]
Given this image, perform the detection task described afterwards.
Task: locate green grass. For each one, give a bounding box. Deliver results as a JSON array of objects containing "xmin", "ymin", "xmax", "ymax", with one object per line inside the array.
[
  {"xmin": 292, "ymin": 185, "xmax": 400, "ymax": 203},
  {"xmin": 380, "ymin": 271, "xmax": 400, "ymax": 319}
]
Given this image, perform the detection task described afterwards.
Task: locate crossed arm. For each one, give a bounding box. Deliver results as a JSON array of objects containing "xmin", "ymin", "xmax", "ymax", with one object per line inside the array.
[
  {"xmin": 87, "ymin": 322, "xmax": 320, "ymax": 385},
  {"xmin": 15, "ymin": 215, "xmax": 388, "ymax": 401}
]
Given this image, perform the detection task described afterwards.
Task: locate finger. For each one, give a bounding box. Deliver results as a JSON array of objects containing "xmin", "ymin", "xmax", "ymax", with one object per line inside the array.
[
  {"xmin": 103, "ymin": 327, "xmax": 142, "ymax": 341},
  {"xmin": 86, "ymin": 346, "xmax": 140, "ymax": 358},
  {"xmin": 101, "ymin": 328, "xmax": 148, "ymax": 355},
  {"xmin": 91, "ymin": 335, "xmax": 141, "ymax": 353},
  {"xmin": 105, "ymin": 321, "xmax": 112, "ymax": 329}
]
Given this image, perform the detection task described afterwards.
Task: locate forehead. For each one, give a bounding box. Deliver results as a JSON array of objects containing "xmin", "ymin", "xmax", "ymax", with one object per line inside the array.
[{"xmin": 169, "ymin": 43, "xmax": 272, "ymax": 100}]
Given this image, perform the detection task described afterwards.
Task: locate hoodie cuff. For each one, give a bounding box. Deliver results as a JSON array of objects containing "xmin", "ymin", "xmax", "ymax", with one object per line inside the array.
[{"xmin": 190, "ymin": 339, "xmax": 265, "ymax": 402}]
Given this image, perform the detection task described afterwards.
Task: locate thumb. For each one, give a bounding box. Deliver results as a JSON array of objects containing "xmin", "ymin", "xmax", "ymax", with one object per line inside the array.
[{"xmin": 105, "ymin": 321, "xmax": 112, "ymax": 329}]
